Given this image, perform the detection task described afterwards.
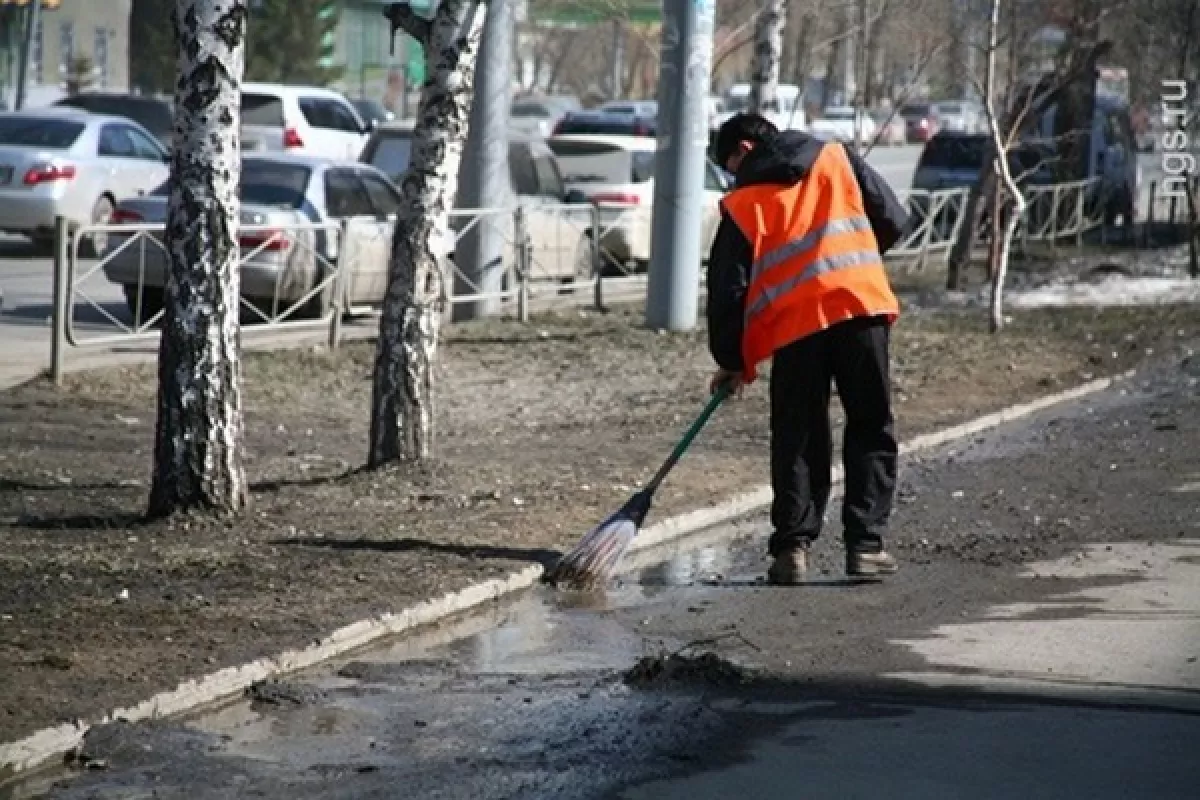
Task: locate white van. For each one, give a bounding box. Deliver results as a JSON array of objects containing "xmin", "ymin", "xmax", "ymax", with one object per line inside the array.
[
  {"xmin": 241, "ymin": 83, "xmax": 371, "ymax": 161},
  {"xmin": 718, "ymin": 83, "xmax": 807, "ymax": 131}
]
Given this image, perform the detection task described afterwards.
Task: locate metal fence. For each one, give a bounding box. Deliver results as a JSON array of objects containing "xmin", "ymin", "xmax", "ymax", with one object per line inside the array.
[
  {"xmin": 47, "ymin": 180, "xmax": 1119, "ymax": 378},
  {"xmin": 891, "ymin": 188, "xmax": 971, "ymax": 271}
]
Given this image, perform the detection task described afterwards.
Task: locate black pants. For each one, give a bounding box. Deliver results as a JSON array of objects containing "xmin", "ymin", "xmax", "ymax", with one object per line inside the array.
[{"xmin": 767, "ymin": 315, "xmax": 897, "ymax": 557}]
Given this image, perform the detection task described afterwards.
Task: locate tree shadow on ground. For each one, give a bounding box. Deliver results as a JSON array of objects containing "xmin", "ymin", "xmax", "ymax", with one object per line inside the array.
[
  {"xmin": 12, "ymin": 511, "xmax": 150, "ymax": 531},
  {"xmin": 0, "ymin": 477, "xmax": 142, "ymax": 493},
  {"xmin": 250, "ymin": 467, "xmax": 363, "ymax": 494},
  {"xmin": 271, "ymin": 536, "xmax": 562, "ymax": 570}
]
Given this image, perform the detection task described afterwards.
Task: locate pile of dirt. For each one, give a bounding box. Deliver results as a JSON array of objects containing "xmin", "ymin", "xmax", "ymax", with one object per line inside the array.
[
  {"xmin": 1, "ymin": 302, "xmax": 1198, "ymax": 745},
  {"xmin": 624, "ymin": 651, "xmax": 757, "ymax": 689}
]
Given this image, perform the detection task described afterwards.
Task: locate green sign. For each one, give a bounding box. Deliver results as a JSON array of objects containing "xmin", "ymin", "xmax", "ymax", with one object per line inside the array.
[
  {"xmin": 539, "ymin": 1, "xmax": 661, "ymax": 25},
  {"xmin": 406, "ymin": 33, "xmax": 425, "ymax": 86}
]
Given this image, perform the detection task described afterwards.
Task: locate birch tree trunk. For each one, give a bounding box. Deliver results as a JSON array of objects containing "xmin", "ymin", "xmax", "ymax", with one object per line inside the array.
[
  {"xmin": 148, "ymin": 0, "xmax": 248, "ymax": 518},
  {"xmin": 369, "ymin": 0, "xmax": 486, "ymax": 468},
  {"xmin": 749, "ymin": 0, "xmax": 784, "ymax": 114},
  {"xmin": 982, "ymin": 0, "xmax": 1026, "ymax": 333}
]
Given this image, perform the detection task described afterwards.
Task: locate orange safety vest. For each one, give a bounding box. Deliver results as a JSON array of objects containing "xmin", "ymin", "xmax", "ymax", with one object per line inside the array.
[{"xmin": 721, "ymin": 141, "xmax": 899, "ymax": 383}]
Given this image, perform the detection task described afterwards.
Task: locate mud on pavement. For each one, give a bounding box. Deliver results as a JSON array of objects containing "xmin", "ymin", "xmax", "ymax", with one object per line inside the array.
[
  {"xmin": 15, "ymin": 359, "xmax": 1200, "ymax": 799},
  {"xmin": 0, "ymin": 304, "xmax": 1197, "ymax": 748}
]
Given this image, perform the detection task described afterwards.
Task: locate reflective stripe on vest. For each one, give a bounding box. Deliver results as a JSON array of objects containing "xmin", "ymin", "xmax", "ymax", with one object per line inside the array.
[
  {"xmin": 745, "ymin": 247, "xmax": 883, "ymax": 321},
  {"xmin": 720, "ymin": 141, "xmax": 898, "ymax": 382},
  {"xmin": 747, "ymin": 215, "xmax": 874, "ymax": 286}
]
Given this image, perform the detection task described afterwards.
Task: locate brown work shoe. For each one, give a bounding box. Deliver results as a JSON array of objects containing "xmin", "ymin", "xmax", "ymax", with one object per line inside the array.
[
  {"xmin": 846, "ymin": 549, "xmax": 898, "ymax": 577},
  {"xmin": 767, "ymin": 548, "xmax": 808, "ymax": 585}
]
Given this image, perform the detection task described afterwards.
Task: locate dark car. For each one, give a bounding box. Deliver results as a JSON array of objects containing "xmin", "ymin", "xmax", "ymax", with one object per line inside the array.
[
  {"xmin": 552, "ymin": 110, "xmax": 656, "ymax": 137},
  {"xmin": 913, "ymin": 132, "xmax": 1052, "ymax": 192},
  {"xmin": 910, "ymin": 132, "xmax": 1053, "ymax": 236},
  {"xmin": 54, "ymin": 92, "xmax": 174, "ymax": 149}
]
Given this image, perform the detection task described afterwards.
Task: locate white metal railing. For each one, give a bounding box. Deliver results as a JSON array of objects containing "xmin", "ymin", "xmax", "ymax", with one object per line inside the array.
[{"xmin": 48, "ymin": 182, "xmax": 1113, "ymax": 378}]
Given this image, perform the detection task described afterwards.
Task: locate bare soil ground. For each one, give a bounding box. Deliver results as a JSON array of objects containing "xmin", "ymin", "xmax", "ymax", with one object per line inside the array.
[{"xmin": 1, "ymin": 303, "xmax": 1197, "ymax": 745}]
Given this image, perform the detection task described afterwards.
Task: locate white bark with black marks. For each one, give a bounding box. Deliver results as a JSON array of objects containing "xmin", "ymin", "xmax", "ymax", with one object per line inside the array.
[
  {"xmin": 982, "ymin": 0, "xmax": 1025, "ymax": 333},
  {"xmin": 148, "ymin": 0, "xmax": 248, "ymax": 517},
  {"xmin": 749, "ymin": 0, "xmax": 784, "ymax": 114},
  {"xmin": 369, "ymin": 0, "xmax": 486, "ymax": 467}
]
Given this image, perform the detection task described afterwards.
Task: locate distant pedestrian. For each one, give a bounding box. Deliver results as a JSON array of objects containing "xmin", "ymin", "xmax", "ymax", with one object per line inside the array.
[{"xmin": 706, "ymin": 113, "xmax": 909, "ymax": 584}]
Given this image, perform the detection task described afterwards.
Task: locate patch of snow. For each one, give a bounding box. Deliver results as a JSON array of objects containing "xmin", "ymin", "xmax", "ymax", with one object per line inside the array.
[{"xmin": 1006, "ymin": 277, "xmax": 1200, "ymax": 309}]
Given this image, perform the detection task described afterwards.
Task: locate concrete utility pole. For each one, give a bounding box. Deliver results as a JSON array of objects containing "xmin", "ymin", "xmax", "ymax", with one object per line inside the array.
[
  {"xmin": 610, "ymin": 18, "xmax": 624, "ymax": 100},
  {"xmin": 15, "ymin": 0, "xmax": 41, "ymax": 110},
  {"xmin": 645, "ymin": 0, "xmax": 715, "ymax": 332},
  {"xmin": 455, "ymin": 0, "xmax": 514, "ymax": 320}
]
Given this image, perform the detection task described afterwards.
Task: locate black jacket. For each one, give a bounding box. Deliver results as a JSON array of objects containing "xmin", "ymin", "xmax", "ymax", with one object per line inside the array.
[{"xmin": 705, "ymin": 132, "xmax": 910, "ymax": 372}]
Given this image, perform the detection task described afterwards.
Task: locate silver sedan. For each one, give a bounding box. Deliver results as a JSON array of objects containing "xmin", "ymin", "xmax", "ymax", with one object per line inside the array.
[
  {"xmin": 0, "ymin": 109, "xmax": 169, "ymax": 252},
  {"xmin": 102, "ymin": 154, "xmax": 401, "ymax": 322}
]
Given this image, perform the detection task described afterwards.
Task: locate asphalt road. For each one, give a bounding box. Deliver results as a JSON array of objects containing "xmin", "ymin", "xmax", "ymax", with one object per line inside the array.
[{"xmin": 12, "ymin": 354, "xmax": 1198, "ymax": 799}]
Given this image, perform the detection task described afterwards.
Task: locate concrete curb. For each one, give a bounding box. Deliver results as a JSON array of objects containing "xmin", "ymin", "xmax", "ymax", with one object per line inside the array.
[
  {"xmin": 0, "ymin": 566, "xmax": 543, "ymax": 780},
  {"xmin": 628, "ymin": 370, "xmax": 1136, "ymax": 556},
  {"xmin": 0, "ymin": 369, "xmax": 1135, "ymax": 782}
]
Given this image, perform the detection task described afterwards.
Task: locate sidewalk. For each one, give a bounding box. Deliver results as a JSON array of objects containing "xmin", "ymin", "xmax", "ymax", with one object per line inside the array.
[
  {"xmin": 1, "ymin": 303, "xmax": 1197, "ymax": 750},
  {"xmin": 18, "ymin": 341, "xmax": 1200, "ymax": 800},
  {"xmin": 0, "ymin": 317, "xmax": 383, "ymax": 392}
]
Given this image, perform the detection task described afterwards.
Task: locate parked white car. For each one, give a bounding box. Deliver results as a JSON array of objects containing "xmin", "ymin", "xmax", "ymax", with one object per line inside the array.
[
  {"xmin": 809, "ymin": 106, "xmax": 878, "ymax": 145},
  {"xmin": 546, "ymin": 134, "xmax": 730, "ymax": 274},
  {"xmin": 0, "ymin": 108, "xmax": 169, "ymax": 253},
  {"xmin": 932, "ymin": 101, "xmax": 985, "ymax": 134},
  {"xmin": 103, "ymin": 154, "xmax": 401, "ymax": 320},
  {"xmin": 719, "ymin": 83, "xmax": 807, "ymax": 131},
  {"xmin": 241, "ymin": 83, "xmax": 372, "ymax": 161},
  {"xmin": 596, "ymin": 100, "xmax": 658, "ymax": 118}
]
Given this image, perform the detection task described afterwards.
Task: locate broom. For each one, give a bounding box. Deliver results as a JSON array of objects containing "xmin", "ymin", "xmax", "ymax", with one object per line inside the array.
[{"xmin": 547, "ymin": 381, "xmax": 734, "ymax": 590}]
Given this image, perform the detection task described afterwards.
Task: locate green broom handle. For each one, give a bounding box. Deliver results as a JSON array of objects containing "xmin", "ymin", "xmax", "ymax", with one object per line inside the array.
[{"xmin": 644, "ymin": 381, "xmax": 733, "ymax": 494}]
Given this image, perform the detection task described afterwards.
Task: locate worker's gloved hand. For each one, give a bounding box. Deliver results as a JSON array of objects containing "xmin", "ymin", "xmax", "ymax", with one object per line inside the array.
[{"xmin": 709, "ymin": 368, "xmax": 743, "ymax": 398}]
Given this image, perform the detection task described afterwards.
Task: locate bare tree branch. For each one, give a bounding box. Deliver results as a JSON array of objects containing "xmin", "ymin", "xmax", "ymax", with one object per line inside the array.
[
  {"xmin": 384, "ymin": 2, "xmax": 431, "ymax": 50},
  {"xmin": 861, "ymin": 39, "xmax": 947, "ymax": 156}
]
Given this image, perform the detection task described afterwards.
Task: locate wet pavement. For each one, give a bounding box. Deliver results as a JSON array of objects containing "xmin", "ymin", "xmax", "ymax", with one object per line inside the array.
[{"xmin": 5, "ymin": 356, "xmax": 1200, "ymax": 799}]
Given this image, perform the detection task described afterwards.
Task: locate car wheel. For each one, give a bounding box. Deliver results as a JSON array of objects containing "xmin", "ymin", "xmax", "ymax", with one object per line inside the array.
[
  {"xmin": 122, "ymin": 283, "xmax": 163, "ymax": 324},
  {"xmin": 82, "ymin": 196, "xmax": 115, "ymax": 258}
]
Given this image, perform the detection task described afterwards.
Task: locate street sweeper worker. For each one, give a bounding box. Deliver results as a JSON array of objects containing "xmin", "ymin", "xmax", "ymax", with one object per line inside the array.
[{"xmin": 707, "ymin": 112, "xmax": 910, "ymax": 585}]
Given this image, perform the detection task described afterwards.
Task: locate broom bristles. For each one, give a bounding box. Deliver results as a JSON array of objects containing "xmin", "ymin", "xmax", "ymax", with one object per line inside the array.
[{"xmin": 547, "ymin": 511, "xmax": 639, "ymax": 590}]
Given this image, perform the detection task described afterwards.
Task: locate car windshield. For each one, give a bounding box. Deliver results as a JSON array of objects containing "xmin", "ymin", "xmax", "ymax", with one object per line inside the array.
[
  {"xmin": 0, "ymin": 117, "xmax": 85, "ymax": 148},
  {"xmin": 242, "ymin": 93, "xmax": 285, "ymax": 127},
  {"xmin": 547, "ymin": 140, "xmax": 654, "ymax": 183},
  {"xmin": 365, "ymin": 133, "xmax": 413, "ymax": 181},
  {"xmin": 149, "ymin": 161, "xmax": 310, "ymax": 207},
  {"xmin": 824, "ymin": 108, "xmax": 855, "ymax": 120},
  {"xmin": 937, "ymin": 104, "xmax": 963, "ymax": 114},
  {"xmin": 242, "ymin": 162, "xmax": 311, "ymax": 207},
  {"xmin": 352, "ymin": 99, "xmax": 388, "ymax": 123},
  {"xmin": 900, "ymin": 104, "xmax": 931, "ymax": 117},
  {"xmin": 555, "ymin": 114, "xmax": 655, "ymax": 136},
  {"xmin": 56, "ymin": 96, "xmax": 173, "ymax": 140},
  {"xmin": 511, "ymin": 102, "xmax": 550, "ymax": 118},
  {"xmin": 918, "ymin": 135, "xmax": 989, "ymax": 169}
]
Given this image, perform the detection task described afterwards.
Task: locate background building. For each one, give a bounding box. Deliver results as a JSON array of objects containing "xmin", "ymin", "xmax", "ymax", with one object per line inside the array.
[
  {"xmin": 328, "ymin": 0, "xmax": 427, "ymax": 113},
  {"xmin": 0, "ymin": 0, "xmax": 132, "ymax": 109}
]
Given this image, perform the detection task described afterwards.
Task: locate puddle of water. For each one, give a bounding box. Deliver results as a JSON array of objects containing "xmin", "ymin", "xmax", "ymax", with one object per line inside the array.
[
  {"xmin": 163, "ymin": 527, "xmax": 775, "ymax": 763},
  {"xmin": 617, "ymin": 703, "xmax": 1200, "ymax": 799}
]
